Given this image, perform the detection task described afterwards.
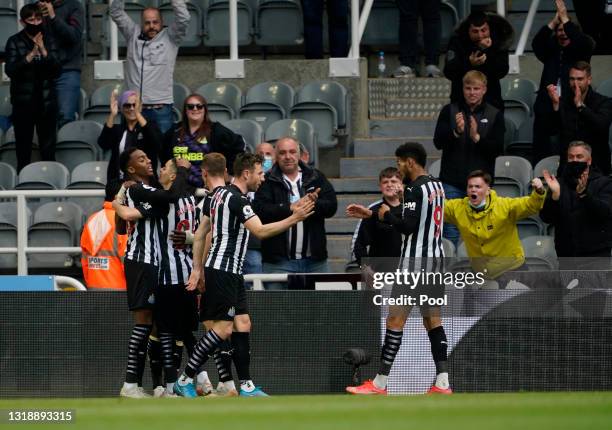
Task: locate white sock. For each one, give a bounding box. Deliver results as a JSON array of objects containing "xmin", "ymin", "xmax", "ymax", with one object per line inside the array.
[
  {"xmin": 197, "ymin": 371, "xmax": 209, "ymax": 384},
  {"xmin": 373, "ymin": 374, "xmax": 388, "ymax": 389},
  {"xmin": 178, "ymin": 374, "xmax": 193, "ymax": 385},
  {"xmin": 166, "ymin": 383, "xmax": 174, "ymax": 393},
  {"xmin": 223, "ymin": 380, "xmax": 236, "ymax": 391},
  {"xmin": 123, "ymin": 382, "xmax": 137, "ymax": 390},
  {"xmin": 435, "ymin": 372, "xmax": 449, "ymax": 389},
  {"xmin": 240, "ymin": 380, "xmax": 255, "ymax": 392}
]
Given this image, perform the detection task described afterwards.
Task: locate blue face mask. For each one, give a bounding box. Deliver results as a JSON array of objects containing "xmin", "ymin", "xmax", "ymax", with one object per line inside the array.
[
  {"xmin": 469, "ymin": 198, "xmax": 487, "ymax": 210},
  {"xmin": 263, "ymin": 156, "xmax": 273, "ymax": 172}
]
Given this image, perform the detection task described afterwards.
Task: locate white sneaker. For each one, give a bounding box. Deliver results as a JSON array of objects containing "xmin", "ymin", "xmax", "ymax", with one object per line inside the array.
[
  {"xmin": 120, "ymin": 384, "xmax": 147, "ymax": 399},
  {"xmin": 153, "ymin": 386, "xmax": 166, "ymax": 398},
  {"xmin": 196, "ymin": 380, "xmax": 214, "ymax": 396},
  {"xmin": 392, "ymin": 65, "xmax": 415, "ymax": 78},
  {"xmin": 209, "ymin": 382, "xmax": 238, "ymax": 397},
  {"xmin": 137, "ymin": 386, "xmax": 152, "ymax": 398},
  {"xmin": 425, "ymin": 64, "xmax": 442, "ymax": 77},
  {"xmin": 161, "ymin": 391, "xmax": 178, "ymax": 398}
]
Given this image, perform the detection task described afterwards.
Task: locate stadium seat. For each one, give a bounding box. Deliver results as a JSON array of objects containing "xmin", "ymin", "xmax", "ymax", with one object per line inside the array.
[
  {"xmin": 494, "ymin": 156, "xmax": 533, "ymax": 197},
  {"xmin": 102, "ymin": 1, "xmax": 146, "ymax": 48},
  {"xmin": 28, "ymin": 202, "xmax": 83, "ymax": 269},
  {"xmin": 0, "ymin": 85, "xmax": 11, "ymax": 131},
  {"xmin": 265, "ymin": 119, "xmax": 317, "ymax": 167},
  {"xmin": 255, "ymin": 0, "xmax": 303, "ymax": 47},
  {"xmin": 296, "ymin": 81, "xmax": 349, "ymax": 129},
  {"xmin": 428, "ymin": 159, "xmax": 440, "ymax": 178},
  {"xmin": 83, "ymin": 83, "xmax": 124, "ymax": 125},
  {"xmin": 56, "ymin": 121, "xmax": 104, "ymax": 171},
  {"xmin": 517, "ymin": 216, "xmax": 544, "ymax": 240},
  {"xmin": 0, "ymin": 202, "xmax": 31, "ymax": 269},
  {"xmin": 0, "ymin": 161, "xmax": 16, "ymax": 190},
  {"xmin": 505, "ymin": 116, "xmax": 533, "ymax": 158},
  {"xmin": 196, "ymin": 82, "xmax": 242, "ymax": 122},
  {"xmin": 361, "ymin": 0, "xmax": 398, "ymax": 46},
  {"xmin": 223, "ymin": 119, "xmax": 263, "ymax": 153},
  {"xmin": 456, "ymin": 241, "xmax": 468, "ymax": 259},
  {"xmin": 439, "ymin": 2, "xmax": 459, "ymax": 49},
  {"xmin": 67, "ymin": 161, "xmax": 108, "ymax": 217},
  {"xmin": 290, "ymin": 102, "xmax": 337, "ymax": 148},
  {"xmin": 533, "ymin": 155, "xmax": 559, "ymax": 179},
  {"xmin": 0, "ymin": 127, "xmax": 41, "ymax": 168},
  {"xmin": 204, "ymin": 0, "xmax": 253, "ymax": 46},
  {"xmin": 501, "ymin": 77, "xmax": 538, "ymax": 111},
  {"xmin": 441, "ymin": 237, "xmax": 456, "ymax": 258},
  {"xmin": 78, "ymin": 88, "xmax": 88, "ymax": 120},
  {"xmin": 503, "ymin": 117, "xmax": 518, "ymax": 153},
  {"xmin": 521, "ymin": 235, "xmax": 557, "ymax": 270},
  {"xmin": 173, "ymin": 82, "xmax": 192, "ymax": 122},
  {"xmin": 0, "ymin": 5, "xmax": 18, "ymax": 55},
  {"xmin": 16, "ymin": 162, "xmax": 70, "ymax": 190},
  {"xmin": 503, "ymin": 100, "xmax": 531, "ymax": 130},
  {"xmin": 597, "ymin": 77, "xmax": 612, "ymax": 98},
  {"xmin": 159, "ymin": 0, "xmax": 203, "ymax": 47},
  {"xmin": 239, "ymin": 81, "xmax": 294, "ymax": 131}
]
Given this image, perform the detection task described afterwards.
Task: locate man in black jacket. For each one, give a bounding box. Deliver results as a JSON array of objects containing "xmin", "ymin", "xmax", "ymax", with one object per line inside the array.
[
  {"xmin": 253, "ymin": 137, "xmax": 338, "ymax": 289},
  {"xmin": 541, "ymin": 141, "xmax": 612, "ymax": 258},
  {"xmin": 443, "ymin": 10, "xmax": 513, "ymax": 110},
  {"xmin": 532, "ymin": 0, "xmax": 595, "ymax": 165},
  {"xmin": 434, "ymin": 70, "xmax": 505, "ymax": 246},
  {"xmin": 546, "ymin": 61, "xmax": 612, "ymax": 175},
  {"xmin": 5, "ymin": 3, "xmax": 61, "ymax": 172},
  {"xmin": 39, "ymin": 0, "xmax": 84, "ymax": 128}
]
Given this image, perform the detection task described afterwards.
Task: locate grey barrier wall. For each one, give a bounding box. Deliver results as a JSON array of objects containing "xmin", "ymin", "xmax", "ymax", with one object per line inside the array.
[{"xmin": 0, "ymin": 289, "xmax": 611, "ymax": 397}]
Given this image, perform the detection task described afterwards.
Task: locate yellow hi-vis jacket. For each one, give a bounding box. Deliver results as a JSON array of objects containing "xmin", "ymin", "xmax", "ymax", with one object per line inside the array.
[{"xmin": 444, "ymin": 189, "xmax": 546, "ymax": 279}]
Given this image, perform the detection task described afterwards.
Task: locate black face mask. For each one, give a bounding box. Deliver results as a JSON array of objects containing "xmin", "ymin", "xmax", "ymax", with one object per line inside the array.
[
  {"xmin": 25, "ymin": 23, "xmax": 42, "ymax": 37},
  {"xmin": 563, "ymin": 161, "xmax": 588, "ymax": 185}
]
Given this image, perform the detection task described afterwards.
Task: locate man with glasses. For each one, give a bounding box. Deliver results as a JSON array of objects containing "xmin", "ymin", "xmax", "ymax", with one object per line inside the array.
[{"xmin": 110, "ymin": 0, "xmax": 190, "ymax": 134}]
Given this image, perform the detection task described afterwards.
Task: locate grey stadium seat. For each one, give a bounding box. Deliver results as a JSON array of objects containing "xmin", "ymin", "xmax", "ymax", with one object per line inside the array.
[
  {"xmin": 361, "ymin": 0, "xmax": 398, "ymax": 46},
  {"xmin": 429, "ymin": 159, "xmax": 441, "ymax": 178},
  {"xmin": 173, "ymin": 82, "xmax": 192, "ymax": 122},
  {"xmin": 533, "ymin": 155, "xmax": 560, "ymax": 179},
  {"xmin": 0, "ymin": 5, "xmax": 18, "ymax": 55},
  {"xmin": 494, "ymin": 156, "xmax": 533, "ymax": 198},
  {"xmin": 204, "ymin": 0, "xmax": 253, "ymax": 46},
  {"xmin": 0, "ymin": 202, "xmax": 31, "ymax": 269},
  {"xmin": 501, "ymin": 77, "xmax": 538, "ymax": 111},
  {"xmin": 521, "ymin": 235, "xmax": 557, "ymax": 270},
  {"xmin": 67, "ymin": 161, "xmax": 108, "ymax": 217},
  {"xmin": 196, "ymin": 82, "xmax": 243, "ymax": 122},
  {"xmin": 504, "ymin": 100, "xmax": 530, "ymax": 130},
  {"xmin": 517, "ymin": 216, "xmax": 544, "ymax": 240},
  {"xmin": 597, "ymin": 77, "xmax": 612, "ymax": 98},
  {"xmin": 16, "ymin": 162, "xmax": 69, "ymax": 190},
  {"xmin": 28, "ymin": 202, "xmax": 83, "ymax": 269},
  {"xmin": 159, "ymin": 1, "xmax": 203, "ymax": 47},
  {"xmin": 240, "ymin": 81, "xmax": 295, "ymax": 131},
  {"xmin": 441, "ymin": 237, "xmax": 456, "ymax": 258},
  {"xmin": 0, "ymin": 161, "xmax": 16, "ymax": 190},
  {"xmin": 255, "ymin": 0, "xmax": 303, "ymax": 47},
  {"xmin": 295, "ymin": 80, "xmax": 349, "ymax": 129},
  {"xmin": 83, "ymin": 83, "xmax": 124, "ymax": 125},
  {"xmin": 265, "ymin": 119, "xmax": 317, "ymax": 167},
  {"xmin": 56, "ymin": 121, "xmax": 104, "ymax": 171},
  {"xmin": 0, "ymin": 127, "xmax": 40, "ymax": 168},
  {"xmin": 223, "ymin": 119, "xmax": 263, "ymax": 153}
]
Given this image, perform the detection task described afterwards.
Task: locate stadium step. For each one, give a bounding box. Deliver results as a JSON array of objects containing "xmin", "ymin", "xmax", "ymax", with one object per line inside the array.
[
  {"xmin": 329, "ymin": 177, "xmax": 380, "ymax": 193},
  {"xmin": 340, "ymin": 156, "xmax": 439, "ymax": 178},
  {"xmin": 384, "ymin": 98, "xmax": 448, "ymax": 119},
  {"xmin": 334, "ymin": 195, "xmax": 380, "ymax": 218},
  {"xmin": 368, "ymin": 77, "xmax": 451, "ymax": 117},
  {"xmin": 353, "ymin": 137, "xmax": 439, "ymax": 157},
  {"xmin": 326, "ymin": 235, "xmax": 352, "ymax": 260},
  {"xmin": 369, "ymin": 118, "xmax": 437, "ymax": 138},
  {"xmin": 328, "ymin": 258, "xmax": 349, "ymax": 273},
  {"xmin": 326, "ymin": 217, "xmax": 360, "ymax": 234}
]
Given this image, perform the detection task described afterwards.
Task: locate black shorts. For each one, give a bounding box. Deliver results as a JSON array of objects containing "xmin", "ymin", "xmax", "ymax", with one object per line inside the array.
[
  {"xmin": 154, "ymin": 284, "xmax": 199, "ymax": 334},
  {"xmin": 390, "ymin": 277, "xmax": 446, "ymax": 318},
  {"xmin": 124, "ymin": 260, "xmax": 158, "ymax": 311},
  {"xmin": 200, "ymin": 267, "xmax": 248, "ymax": 322}
]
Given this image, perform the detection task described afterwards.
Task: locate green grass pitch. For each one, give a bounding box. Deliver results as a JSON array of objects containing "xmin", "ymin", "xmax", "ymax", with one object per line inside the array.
[{"xmin": 1, "ymin": 393, "xmax": 611, "ymax": 430}]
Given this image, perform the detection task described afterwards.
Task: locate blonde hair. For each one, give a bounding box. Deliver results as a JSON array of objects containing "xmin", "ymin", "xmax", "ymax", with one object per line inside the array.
[{"xmin": 463, "ymin": 70, "xmax": 488, "ymax": 86}]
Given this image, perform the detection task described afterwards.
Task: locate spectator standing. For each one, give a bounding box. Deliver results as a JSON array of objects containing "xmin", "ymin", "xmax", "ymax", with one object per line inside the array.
[
  {"xmin": 301, "ymin": 0, "xmax": 348, "ymax": 59},
  {"xmin": 541, "ymin": 141, "xmax": 612, "ymax": 258},
  {"xmin": 253, "ymin": 137, "xmax": 337, "ymax": 289},
  {"xmin": 110, "ymin": 0, "xmax": 190, "ymax": 134},
  {"xmin": 5, "ymin": 4, "xmax": 61, "ymax": 172},
  {"xmin": 546, "ymin": 61, "xmax": 612, "ymax": 175},
  {"xmin": 393, "ymin": 0, "xmax": 442, "ymax": 78},
  {"xmin": 574, "ymin": 0, "xmax": 612, "ymax": 54},
  {"xmin": 444, "ymin": 11, "xmax": 513, "ymax": 110},
  {"xmin": 434, "ymin": 70, "xmax": 505, "ymax": 246},
  {"xmin": 98, "ymin": 90, "xmax": 163, "ymax": 183},
  {"xmin": 532, "ymin": 0, "xmax": 595, "ymax": 165},
  {"xmin": 160, "ymin": 94, "xmax": 245, "ymax": 188},
  {"xmin": 39, "ymin": 0, "xmax": 84, "ymax": 128}
]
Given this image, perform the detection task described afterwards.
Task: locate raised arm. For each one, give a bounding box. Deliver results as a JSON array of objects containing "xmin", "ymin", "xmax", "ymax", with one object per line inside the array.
[
  {"xmin": 167, "ymin": 0, "xmax": 191, "ymax": 45},
  {"xmin": 110, "ymin": 0, "xmax": 140, "ymax": 37}
]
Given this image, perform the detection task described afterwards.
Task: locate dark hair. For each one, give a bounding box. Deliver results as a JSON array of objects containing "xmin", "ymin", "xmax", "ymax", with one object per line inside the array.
[
  {"xmin": 571, "ymin": 61, "xmax": 591, "ymax": 77},
  {"xmin": 233, "ymin": 153, "xmax": 264, "ymax": 177},
  {"xmin": 179, "ymin": 94, "xmax": 212, "ymax": 143},
  {"xmin": 467, "ymin": 169, "xmax": 492, "ymax": 185},
  {"xmin": 202, "ymin": 152, "xmax": 227, "ymax": 177},
  {"xmin": 20, "ymin": 4, "xmax": 42, "ymax": 21},
  {"xmin": 378, "ymin": 167, "xmax": 402, "ymax": 182},
  {"xmin": 118, "ymin": 147, "xmax": 140, "ymax": 176},
  {"xmin": 467, "ymin": 11, "xmax": 489, "ymax": 28},
  {"xmin": 395, "ymin": 142, "xmax": 427, "ymax": 168},
  {"xmin": 104, "ymin": 180, "xmax": 122, "ymax": 202}
]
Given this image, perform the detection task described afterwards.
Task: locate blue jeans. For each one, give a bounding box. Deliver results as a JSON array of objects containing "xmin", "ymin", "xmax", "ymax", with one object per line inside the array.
[
  {"xmin": 242, "ymin": 249, "xmax": 263, "ymax": 290},
  {"xmin": 55, "ymin": 70, "xmax": 81, "ymax": 128},
  {"xmin": 262, "ymin": 258, "xmax": 329, "ymax": 290},
  {"xmin": 301, "ymin": 0, "xmax": 348, "ymax": 58},
  {"xmin": 141, "ymin": 104, "xmax": 174, "ymax": 135},
  {"xmin": 442, "ymin": 183, "xmax": 466, "ymax": 248}
]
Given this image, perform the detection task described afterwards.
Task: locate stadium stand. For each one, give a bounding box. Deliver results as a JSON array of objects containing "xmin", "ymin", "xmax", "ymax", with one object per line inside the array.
[
  {"xmin": 223, "ymin": 119, "xmax": 263, "ymax": 153},
  {"xmin": 533, "ymin": 155, "xmax": 560, "ymax": 179},
  {"xmin": 204, "ymin": 0, "xmax": 253, "ymax": 46},
  {"xmin": 66, "ymin": 161, "xmax": 108, "ymax": 217},
  {"xmin": 0, "ymin": 1, "xmax": 18, "ymax": 55},
  {"xmin": 265, "ymin": 118, "xmax": 317, "ymax": 167},
  {"xmin": 159, "ymin": 0, "xmax": 203, "ymax": 47},
  {"xmin": 254, "ymin": 0, "xmax": 303, "ymax": 47},
  {"xmin": 55, "ymin": 121, "xmax": 104, "ymax": 171},
  {"xmin": 0, "ymin": 161, "xmax": 16, "ymax": 191},
  {"xmin": 195, "ymin": 81, "xmax": 243, "ymax": 122},
  {"xmin": 597, "ymin": 77, "xmax": 612, "ymax": 98},
  {"xmin": 521, "ymin": 235, "xmax": 557, "ymax": 270},
  {"xmin": 0, "ymin": 202, "xmax": 31, "ymax": 269},
  {"xmin": 494, "ymin": 155, "xmax": 533, "ymax": 198},
  {"xmin": 239, "ymin": 81, "xmax": 295, "ymax": 131},
  {"xmin": 84, "ymin": 84, "xmax": 124, "ymax": 125}
]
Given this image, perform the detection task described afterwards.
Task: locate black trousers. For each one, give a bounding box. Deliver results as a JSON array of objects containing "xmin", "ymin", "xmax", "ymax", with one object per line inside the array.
[
  {"xmin": 574, "ymin": 0, "xmax": 612, "ymax": 54},
  {"xmin": 12, "ymin": 104, "xmax": 57, "ymax": 172},
  {"xmin": 397, "ymin": 0, "xmax": 441, "ymax": 68}
]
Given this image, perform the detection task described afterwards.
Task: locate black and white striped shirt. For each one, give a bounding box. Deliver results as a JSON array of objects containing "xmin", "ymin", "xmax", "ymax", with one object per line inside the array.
[
  {"xmin": 283, "ymin": 173, "xmax": 308, "ymax": 259},
  {"xmin": 203, "ymin": 185, "xmax": 257, "ymax": 275},
  {"xmin": 125, "ymin": 183, "xmax": 169, "ymax": 266},
  {"xmin": 384, "ymin": 175, "xmax": 445, "ymax": 271},
  {"xmin": 158, "ymin": 194, "xmax": 197, "ymax": 285}
]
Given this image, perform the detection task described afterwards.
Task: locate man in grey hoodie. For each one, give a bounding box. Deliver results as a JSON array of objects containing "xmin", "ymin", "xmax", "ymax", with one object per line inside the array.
[{"xmin": 110, "ymin": 0, "xmax": 190, "ymax": 134}]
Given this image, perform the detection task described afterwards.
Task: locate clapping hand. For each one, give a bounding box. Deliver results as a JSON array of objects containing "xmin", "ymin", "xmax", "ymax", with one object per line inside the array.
[
  {"xmin": 110, "ymin": 90, "xmax": 119, "ymax": 117},
  {"xmin": 556, "ymin": 0, "xmax": 569, "ymax": 23},
  {"xmin": 377, "ymin": 203, "xmax": 390, "ymax": 221},
  {"xmin": 543, "ymin": 169, "xmax": 561, "ymax": 200},
  {"xmin": 346, "ymin": 204, "xmax": 372, "ymax": 219},
  {"xmin": 469, "ymin": 115, "xmax": 480, "ymax": 142},
  {"xmin": 546, "ymin": 84, "xmax": 560, "ymax": 110},
  {"xmin": 455, "ymin": 112, "xmax": 465, "ymax": 135},
  {"xmin": 576, "ymin": 167, "xmax": 589, "ymax": 195}
]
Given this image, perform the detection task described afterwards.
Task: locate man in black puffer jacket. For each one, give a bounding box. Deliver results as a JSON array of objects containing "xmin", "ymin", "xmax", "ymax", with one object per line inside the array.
[
  {"xmin": 541, "ymin": 141, "xmax": 612, "ymax": 258},
  {"xmin": 5, "ymin": 4, "xmax": 61, "ymax": 172},
  {"xmin": 253, "ymin": 137, "xmax": 337, "ymax": 289}
]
